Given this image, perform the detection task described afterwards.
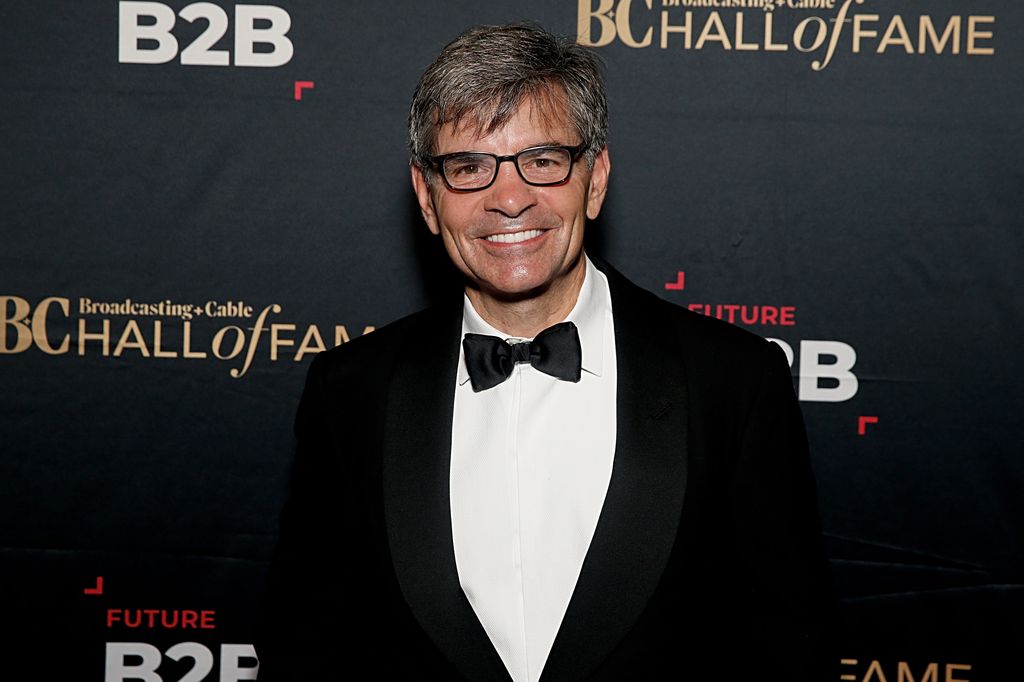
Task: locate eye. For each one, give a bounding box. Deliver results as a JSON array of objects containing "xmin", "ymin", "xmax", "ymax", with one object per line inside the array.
[
  {"xmin": 445, "ymin": 154, "xmax": 492, "ymax": 177},
  {"xmin": 521, "ymin": 150, "xmax": 565, "ymax": 169},
  {"xmin": 450, "ymin": 162, "xmax": 481, "ymax": 176},
  {"xmin": 519, "ymin": 147, "xmax": 570, "ymax": 181}
]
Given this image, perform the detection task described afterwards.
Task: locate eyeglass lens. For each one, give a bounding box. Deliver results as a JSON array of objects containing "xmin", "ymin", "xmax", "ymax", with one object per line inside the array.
[{"xmin": 442, "ymin": 147, "xmax": 572, "ymax": 189}]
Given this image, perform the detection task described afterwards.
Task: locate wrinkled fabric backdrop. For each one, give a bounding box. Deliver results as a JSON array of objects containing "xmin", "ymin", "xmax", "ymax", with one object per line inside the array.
[{"xmin": 2, "ymin": 1, "xmax": 1021, "ymax": 680}]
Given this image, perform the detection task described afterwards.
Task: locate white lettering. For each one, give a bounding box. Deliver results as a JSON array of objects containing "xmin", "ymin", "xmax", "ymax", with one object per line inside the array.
[
  {"xmin": 105, "ymin": 642, "xmax": 161, "ymax": 682},
  {"xmin": 220, "ymin": 644, "xmax": 260, "ymax": 681},
  {"xmin": 166, "ymin": 642, "xmax": 215, "ymax": 682},
  {"xmin": 119, "ymin": 2, "xmax": 178, "ymax": 64},
  {"xmin": 234, "ymin": 5, "xmax": 294, "ymax": 67},
  {"xmin": 798, "ymin": 340, "xmax": 859, "ymax": 402},
  {"xmin": 179, "ymin": 3, "xmax": 231, "ymax": 65}
]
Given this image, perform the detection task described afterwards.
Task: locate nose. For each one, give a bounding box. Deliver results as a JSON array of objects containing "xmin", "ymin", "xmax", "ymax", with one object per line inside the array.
[{"xmin": 484, "ymin": 160, "xmax": 536, "ymax": 219}]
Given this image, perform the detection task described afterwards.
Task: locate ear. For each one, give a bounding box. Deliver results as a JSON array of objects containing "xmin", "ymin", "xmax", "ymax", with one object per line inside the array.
[
  {"xmin": 585, "ymin": 146, "xmax": 611, "ymax": 221},
  {"xmin": 411, "ymin": 164, "xmax": 441, "ymax": 235}
]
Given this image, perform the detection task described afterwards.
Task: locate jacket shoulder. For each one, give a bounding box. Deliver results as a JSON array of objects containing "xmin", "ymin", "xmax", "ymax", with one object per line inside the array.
[
  {"xmin": 661, "ymin": 296, "xmax": 778, "ymax": 359},
  {"xmin": 603, "ymin": 261, "xmax": 780, "ymax": 369}
]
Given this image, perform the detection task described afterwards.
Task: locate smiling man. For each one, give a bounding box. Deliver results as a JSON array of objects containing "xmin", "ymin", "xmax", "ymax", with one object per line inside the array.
[
  {"xmin": 259, "ymin": 23, "xmax": 834, "ymax": 682},
  {"xmin": 411, "ymin": 94, "xmax": 607, "ymax": 336}
]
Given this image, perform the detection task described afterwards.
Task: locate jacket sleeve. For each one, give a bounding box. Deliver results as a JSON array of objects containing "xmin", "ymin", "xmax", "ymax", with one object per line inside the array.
[
  {"xmin": 257, "ymin": 351, "xmax": 349, "ymax": 679},
  {"xmin": 729, "ymin": 340, "xmax": 838, "ymax": 680}
]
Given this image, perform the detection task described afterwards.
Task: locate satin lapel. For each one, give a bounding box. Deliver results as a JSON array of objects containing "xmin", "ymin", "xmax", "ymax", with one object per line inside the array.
[
  {"xmin": 382, "ymin": 304, "xmax": 512, "ymax": 681},
  {"xmin": 541, "ymin": 265, "xmax": 690, "ymax": 682}
]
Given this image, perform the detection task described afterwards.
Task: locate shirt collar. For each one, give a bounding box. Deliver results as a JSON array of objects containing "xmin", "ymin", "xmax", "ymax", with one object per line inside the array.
[{"xmin": 458, "ymin": 255, "xmax": 610, "ymax": 386}]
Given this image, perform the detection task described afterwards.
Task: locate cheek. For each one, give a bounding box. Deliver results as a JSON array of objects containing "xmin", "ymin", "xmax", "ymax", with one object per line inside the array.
[
  {"xmin": 434, "ymin": 203, "xmax": 473, "ymax": 239},
  {"xmin": 437, "ymin": 226, "xmax": 473, "ymax": 274}
]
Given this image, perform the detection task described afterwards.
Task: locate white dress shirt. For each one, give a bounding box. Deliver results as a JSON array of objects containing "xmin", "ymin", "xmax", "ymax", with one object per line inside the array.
[{"xmin": 450, "ymin": 256, "xmax": 617, "ymax": 682}]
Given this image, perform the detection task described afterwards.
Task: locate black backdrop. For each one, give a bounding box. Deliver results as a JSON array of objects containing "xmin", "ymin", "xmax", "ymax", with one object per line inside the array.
[{"xmin": 2, "ymin": 1, "xmax": 1022, "ymax": 680}]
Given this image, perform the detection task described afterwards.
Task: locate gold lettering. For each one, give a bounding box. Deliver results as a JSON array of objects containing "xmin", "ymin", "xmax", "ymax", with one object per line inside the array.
[
  {"xmin": 230, "ymin": 304, "xmax": 280, "ymax": 379},
  {"xmin": 113, "ymin": 320, "xmax": 150, "ymax": 358},
  {"xmin": 616, "ymin": 0, "xmax": 653, "ymax": 48},
  {"xmin": 334, "ymin": 325, "xmax": 350, "ymax": 346},
  {"xmin": 864, "ymin": 660, "xmax": 890, "ymax": 682},
  {"xmin": 212, "ymin": 326, "xmax": 245, "ymax": 360},
  {"xmin": 794, "ymin": 16, "xmax": 827, "ymax": 53},
  {"xmin": 945, "ymin": 663, "xmax": 971, "ymax": 682},
  {"xmin": 899, "ymin": 662, "xmax": 938, "ymax": 682},
  {"xmin": 878, "ymin": 15, "xmax": 914, "ymax": 54},
  {"xmin": 918, "ymin": 16, "xmax": 960, "ymax": 54},
  {"xmin": 660, "ymin": 10, "xmax": 692, "ymax": 49},
  {"xmin": 695, "ymin": 12, "xmax": 731, "ymax": 50},
  {"xmin": 153, "ymin": 320, "xmax": 178, "ymax": 358},
  {"xmin": 270, "ymin": 323, "xmax": 296, "ymax": 361},
  {"xmin": 811, "ymin": 0, "xmax": 859, "ymax": 71},
  {"xmin": 967, "ymin": 16, "xmax": 995, "ymax": 55},
  {"xmin": 295, "ymin": 324, "xmax": 327, "ymax": 361},
  {"xmin": 78, "ymin": 318, "xmax": 111, "ymax": 356},
  {"xmin": 577, "ymin": 0, "xmax": 616, "ymax": 47},
  {"xmin": 0, "ymin": 296, "xmax": 32, "ymax": 353},
  {"xmin": 734, "ymin": 13, "xmax": 758, "ymax": 51},
  {"xmin": 333, "ymin": 325, "xmax": 374, "ymax": 347},
  {"xmin": 763, "ymin": 12, "xmax": 787, "ymax": 52},
  {"xmin": 31, "ymin": 297, "xmax": 70, "ymax": 355},
  {"xmin": 182, "ymin": 320, "xmax": 207, "ymax": 358},
  {"xmin": 853, "ymin": 14, "xmax": 879, "ymax": 53}
]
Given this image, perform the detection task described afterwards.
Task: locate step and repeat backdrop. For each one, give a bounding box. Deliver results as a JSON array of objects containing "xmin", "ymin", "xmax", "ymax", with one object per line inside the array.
[{"xmin": 2, "ymin": 1, "xmax": 1021, "ymax": 680}]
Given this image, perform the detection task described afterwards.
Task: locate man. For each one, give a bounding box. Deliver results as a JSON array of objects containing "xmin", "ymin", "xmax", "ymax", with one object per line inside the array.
[{"xmin": 259, "ymin": 23, "xmax": 834, "ymax": 681}]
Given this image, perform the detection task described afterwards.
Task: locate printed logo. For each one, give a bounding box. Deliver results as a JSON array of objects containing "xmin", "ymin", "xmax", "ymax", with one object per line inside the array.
[
  {"xmin": 838, "ymin": 657, "xmax": 973, "ymax": 682},
  {"xmin": 0, "ymin": 295, "xmax": 373, "ymax": 379},
  {"xmin": 577, "ymin": 0, "xmax": 996, "ymax": 71},
  {"xmin": 663, "ymin": 272, "xmax": 858, "ymax": 402},
  {"xmin": 118, "ymin": 2, "xmax": 293, "ymax": 67}
]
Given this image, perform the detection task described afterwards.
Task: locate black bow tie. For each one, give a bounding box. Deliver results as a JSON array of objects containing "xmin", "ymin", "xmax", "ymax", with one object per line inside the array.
[{"xmin": 462, "ymin": 321, "xmax": 582, "ymax": 392}]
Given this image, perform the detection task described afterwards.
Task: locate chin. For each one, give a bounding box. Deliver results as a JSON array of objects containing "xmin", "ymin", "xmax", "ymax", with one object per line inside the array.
[
  {"xmin": 504, "ymin": 262, "xmax": 565, "ymax": 289},
  {"xmin": 473, "ymin": 272, "xmax": 556, "ymax": 302}
]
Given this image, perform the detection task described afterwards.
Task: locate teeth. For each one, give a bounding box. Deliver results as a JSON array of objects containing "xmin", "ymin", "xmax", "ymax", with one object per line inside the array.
[{"xmin": 485, "ymin": 230, "xmax": 543, "ymax": 244}]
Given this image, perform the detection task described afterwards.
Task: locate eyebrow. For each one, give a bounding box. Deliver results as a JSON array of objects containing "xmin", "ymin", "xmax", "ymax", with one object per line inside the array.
[{"xmin": 442, "ymin": 141, "xmax": 573, "ymax": 155}]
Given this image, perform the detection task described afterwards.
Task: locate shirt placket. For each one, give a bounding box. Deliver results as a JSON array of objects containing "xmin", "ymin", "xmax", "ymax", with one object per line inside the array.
[{"xmin": 506, "ymin": 362, "xmax": 531, "ymax": 680}]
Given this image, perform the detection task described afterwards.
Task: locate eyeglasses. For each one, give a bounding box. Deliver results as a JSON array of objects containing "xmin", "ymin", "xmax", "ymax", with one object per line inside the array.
[{"xmin": 430, "ymin": 144, "xmax": 586, "ymax": 192}]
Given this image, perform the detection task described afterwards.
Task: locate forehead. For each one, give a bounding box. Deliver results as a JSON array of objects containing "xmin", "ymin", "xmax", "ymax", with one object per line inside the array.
[{"xmin": 435, "ymin": 91, "xmax": 576, "ymax": 153}]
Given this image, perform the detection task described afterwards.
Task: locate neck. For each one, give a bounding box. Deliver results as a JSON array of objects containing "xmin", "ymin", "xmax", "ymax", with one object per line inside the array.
[{"xmin": 466, "ymin": 258, "xmax": 587, "ymax": 338}]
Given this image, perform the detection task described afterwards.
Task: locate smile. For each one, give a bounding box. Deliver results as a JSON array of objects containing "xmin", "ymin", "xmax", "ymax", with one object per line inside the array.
[{"xmin": 484, "ymin": 230, "xmax": 544, "ymax": 244}]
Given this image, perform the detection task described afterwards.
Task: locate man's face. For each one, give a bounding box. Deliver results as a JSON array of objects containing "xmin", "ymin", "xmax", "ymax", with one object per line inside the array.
[{"xmin": 411, "ymin": 96, "xmax": 610, "ymax": 303}]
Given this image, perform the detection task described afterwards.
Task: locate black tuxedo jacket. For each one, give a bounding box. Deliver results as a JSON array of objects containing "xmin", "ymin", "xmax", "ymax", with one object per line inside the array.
[{"xmin": 258, "ymin": 262, "xmax": 835, "ymax": 681}]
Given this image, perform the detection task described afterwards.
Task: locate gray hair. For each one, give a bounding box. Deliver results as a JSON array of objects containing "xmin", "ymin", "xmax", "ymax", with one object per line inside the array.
[{"xmin": 408, "ymin": 23, "xmax": 608, "ymax": 174}]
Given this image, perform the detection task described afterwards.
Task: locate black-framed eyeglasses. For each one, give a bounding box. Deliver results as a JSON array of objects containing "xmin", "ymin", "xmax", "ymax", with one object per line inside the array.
[{"xmin": 430, "ymin": 144, "xmax": 586, "ymax": 192}]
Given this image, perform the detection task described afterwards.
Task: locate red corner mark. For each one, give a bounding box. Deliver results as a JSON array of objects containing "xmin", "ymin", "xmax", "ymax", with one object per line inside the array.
[
  {"xmin": 857, "ymin": 416, "xmax": 879, "ymax": 436},
  {"xmin": 84, "ymin": 576, "xmax": 104, "ymax": 595},
  {"xmin": 294, "ymin": 80, "xmax": 315, "ymax": 101},
  {"xmin": 664, "ymin": 271, "xmax": 685, "ymax": 291}
]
